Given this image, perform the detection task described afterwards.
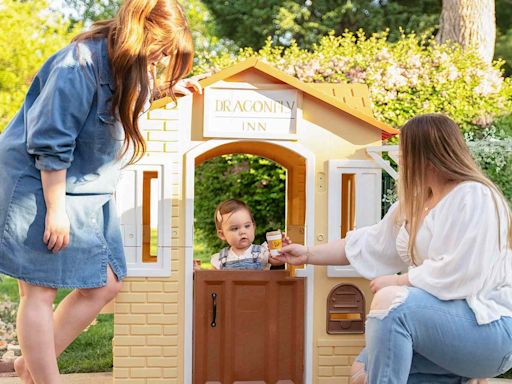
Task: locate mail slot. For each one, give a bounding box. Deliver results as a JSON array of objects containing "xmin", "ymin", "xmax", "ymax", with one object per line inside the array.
[{"xmin": 327, "ymin": 284, "xmax": 365, "ymax": 334}]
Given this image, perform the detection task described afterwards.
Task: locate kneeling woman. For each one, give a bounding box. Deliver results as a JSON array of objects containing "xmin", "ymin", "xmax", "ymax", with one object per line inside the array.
[{"xmin": 277, "ymin": 113, "xmax": 512, "ymax": 384}]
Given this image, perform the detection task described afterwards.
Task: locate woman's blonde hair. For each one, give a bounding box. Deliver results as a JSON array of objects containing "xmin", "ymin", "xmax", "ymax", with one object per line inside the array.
[
  {"xmin": 73, "ymin": 0, "xmax": 193, "ymax": 164},
  {"xmin": 398, "ymin": 113, "xmax": 512, "ymax": 264}
]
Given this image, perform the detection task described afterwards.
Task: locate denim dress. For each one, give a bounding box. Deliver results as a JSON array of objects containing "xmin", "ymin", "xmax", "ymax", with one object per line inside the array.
[{"xmin": 0, "ymin": 38, "xmax": 127, "ymax": 288}]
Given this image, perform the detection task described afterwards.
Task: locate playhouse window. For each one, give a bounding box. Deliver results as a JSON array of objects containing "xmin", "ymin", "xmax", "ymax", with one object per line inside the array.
[
  {"xmin": 327, "ymin": 160, "xmax": 381, "ymax": 277},
  {"xmin": 340, "ymin": 173, "xmax": 356, "ymax": 238},
  {"xmin": 142, "ymin": 171, "xmax": 159, "ymax": 263},
  {"xmin": 116, "ymin": 160, "xmax": 172, "ymax": 277}
]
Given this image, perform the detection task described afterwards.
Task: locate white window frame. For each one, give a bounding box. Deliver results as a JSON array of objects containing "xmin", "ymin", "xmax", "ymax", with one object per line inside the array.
[
  {"xmin": 326, "ymin": 160, "xmax": 382, "ymax": 277},
  {"xmin": 116, "ymin": 155, "xmax": 172, "ymax": 277}
]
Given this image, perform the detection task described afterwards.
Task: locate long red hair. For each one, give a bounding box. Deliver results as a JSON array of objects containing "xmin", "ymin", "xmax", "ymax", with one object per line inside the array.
[{"xmin": 74, "ymin": 0, "xmax": 194, "ymax": 164}]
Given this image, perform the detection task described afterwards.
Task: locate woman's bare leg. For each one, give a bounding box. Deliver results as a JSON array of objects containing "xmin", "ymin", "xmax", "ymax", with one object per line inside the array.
[
  {"xmin": 15, "ymin": 267, "xmax": 122, "ymax": 384},
  {"xmin": 16, "ymin": 282, "xmax": 59, "ymax": 384}
]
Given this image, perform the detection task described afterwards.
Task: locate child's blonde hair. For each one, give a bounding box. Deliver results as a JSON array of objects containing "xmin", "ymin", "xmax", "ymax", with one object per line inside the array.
[{"xmin": 214, "ymin": 199, "xmax": 255, "ymax": 230}]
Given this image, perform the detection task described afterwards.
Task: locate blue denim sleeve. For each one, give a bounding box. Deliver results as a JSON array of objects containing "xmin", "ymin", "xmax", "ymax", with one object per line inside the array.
[{"xmin": 26, "ymin": 47, "xmax": 97, "ymax": 171}]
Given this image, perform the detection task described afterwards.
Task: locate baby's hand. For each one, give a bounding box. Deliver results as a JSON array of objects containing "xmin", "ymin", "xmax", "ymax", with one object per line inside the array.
[
  {"xmin": 268, "ymin": 255, "xmax": 284, "ymax": 266},
  {"xmin": 282, "ymin": 232, "xmax": 292, "ymax": 247}
]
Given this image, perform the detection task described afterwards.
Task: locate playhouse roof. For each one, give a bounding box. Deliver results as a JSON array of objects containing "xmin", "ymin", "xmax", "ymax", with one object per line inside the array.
[{"xmin": 152, "ymin": 58, "xmax": 399, "ymax": 135}]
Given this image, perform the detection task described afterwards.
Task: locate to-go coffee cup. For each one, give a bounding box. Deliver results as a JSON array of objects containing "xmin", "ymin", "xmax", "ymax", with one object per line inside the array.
[{"xmin": 266, "ymin": 230, "xmax": 282, "ymax": 256}]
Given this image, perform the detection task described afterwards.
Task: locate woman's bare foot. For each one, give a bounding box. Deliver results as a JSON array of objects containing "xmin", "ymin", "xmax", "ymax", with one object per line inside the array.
[
  {"xmin": 468, "ymin": 380, "xmax": 489, "ymax": 384},
  {"xmin": 14, "ymin": 356, "xmax": 34, "ymax": 384}
]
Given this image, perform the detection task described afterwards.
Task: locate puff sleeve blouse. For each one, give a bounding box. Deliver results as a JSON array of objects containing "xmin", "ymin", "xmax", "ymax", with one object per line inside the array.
[{"xmin": 345, "ymin": 182, "xmax": 512, "ymax": 325}]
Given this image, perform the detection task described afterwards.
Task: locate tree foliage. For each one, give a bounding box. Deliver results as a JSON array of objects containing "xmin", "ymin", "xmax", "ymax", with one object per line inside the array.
[
  {"xmin": 63, "ymin": 0, "xmax": 233, "ymax": 55},
  {"xmin": 194, "ymin": 155, "xmax": 286, "ymax": 254},
  {"xmin": 200, "ymin": 0, "xmax": 442, "ymax": 49},
  {"xmin": 63, "ymin": 0, "xmax": 120, "ymax": 27},
  {"xmin": 0, "ymin": 0, "xmax": 76, "ymax": 131}
]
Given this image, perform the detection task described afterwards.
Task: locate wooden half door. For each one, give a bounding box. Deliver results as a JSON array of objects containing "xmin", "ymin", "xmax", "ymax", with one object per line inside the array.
[{"xmin": 193, "ymin": 270, "xmax": 305, "ymax": 384}]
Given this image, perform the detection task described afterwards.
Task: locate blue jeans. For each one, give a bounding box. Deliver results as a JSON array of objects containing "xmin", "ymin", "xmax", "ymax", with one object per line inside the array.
[{"xmin": 357, "ymin": 287, "xmax": 512, "ymax": 383}]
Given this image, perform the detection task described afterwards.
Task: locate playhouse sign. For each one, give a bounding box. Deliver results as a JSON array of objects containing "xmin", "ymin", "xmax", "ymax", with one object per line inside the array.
[{"xmin": 203, "ymin": 85, "xmax": 300, "ymax": 139}]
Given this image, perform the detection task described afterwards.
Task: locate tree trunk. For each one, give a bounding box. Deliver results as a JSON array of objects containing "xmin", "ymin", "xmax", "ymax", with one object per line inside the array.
[{"xmin": 436, "ymin": 0, "xmax": 496, "ymax": 63}]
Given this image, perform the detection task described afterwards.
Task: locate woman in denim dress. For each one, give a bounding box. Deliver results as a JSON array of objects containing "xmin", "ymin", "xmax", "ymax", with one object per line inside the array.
[
  {"xmin": 0, "ymin": 1, "xmax": 201, "ymax": 382},
  {"xmin": 277, "ymin": 114, "xmax": 512, "ymax": 384}
]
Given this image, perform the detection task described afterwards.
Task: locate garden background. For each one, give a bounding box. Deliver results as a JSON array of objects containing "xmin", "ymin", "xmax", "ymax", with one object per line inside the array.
[{"xmin": 0, "ymin": 0, "xmax": 511, "ymax": 376}]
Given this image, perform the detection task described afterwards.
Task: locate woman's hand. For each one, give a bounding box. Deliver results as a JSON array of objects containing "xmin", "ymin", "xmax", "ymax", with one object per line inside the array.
[
  {"xmin": 370, "ymin": 274, "xmax": 400, "ymax": 293},
  {"xmin": 268, "ymin": 232, "xmax": 290, "ymax": 266},
  {"xmin": 274, "ymin": 243, "xmax": 308, "ymax": 265},
  {"xmin": 44, "ymin": 208, "xmax": 70, "ymax": 253},
  {"xmin": 173, "ymin": 73, "xmax": 210, "ymax": 96}
]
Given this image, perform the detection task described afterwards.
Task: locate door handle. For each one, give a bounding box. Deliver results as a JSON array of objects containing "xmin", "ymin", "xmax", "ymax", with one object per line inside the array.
[{"xmin": 211, "ymin": 292, "xmax": 217, "ymax": 328}]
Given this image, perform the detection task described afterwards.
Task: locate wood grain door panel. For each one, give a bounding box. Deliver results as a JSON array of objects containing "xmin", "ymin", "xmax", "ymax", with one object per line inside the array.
[{"xmin": 194, "ymin": 271, "xmax": 304, "ymax": 384}]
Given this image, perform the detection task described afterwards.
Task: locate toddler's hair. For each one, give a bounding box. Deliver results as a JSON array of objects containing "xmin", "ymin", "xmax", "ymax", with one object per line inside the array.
[{"xmin": 214, "ymin": 199, "xmax": 255, "ymax": 230}]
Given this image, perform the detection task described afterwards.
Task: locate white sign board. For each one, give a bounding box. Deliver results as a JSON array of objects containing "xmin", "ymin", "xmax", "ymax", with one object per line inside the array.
[{"xmin": 203, "ymin": 86, "xmax": 301, "ymax": 139}]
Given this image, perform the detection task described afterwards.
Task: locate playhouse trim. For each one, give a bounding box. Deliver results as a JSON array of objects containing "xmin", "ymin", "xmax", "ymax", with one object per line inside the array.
[
  {"xmin": 184, "ymin": 138, "xmax": 316, "ymax": 383},
  {"xmin": 151, "ymin": 58, "xmax": 399, "ymax": 136}
]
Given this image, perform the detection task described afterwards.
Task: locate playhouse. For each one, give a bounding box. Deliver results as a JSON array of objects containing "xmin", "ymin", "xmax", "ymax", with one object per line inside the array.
[{"xmin": 111, "ymin": 58, "xmax": 399, "ymax": 383}]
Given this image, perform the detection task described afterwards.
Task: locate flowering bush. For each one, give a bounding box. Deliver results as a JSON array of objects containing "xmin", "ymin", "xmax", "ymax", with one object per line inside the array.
[
  {"xmin": 195, "ymin": 31, "xmax": 512, "ymax": 133},
  {"xmin": 467, "ymin": 126, "xmax": 512, "ymax": 203}
]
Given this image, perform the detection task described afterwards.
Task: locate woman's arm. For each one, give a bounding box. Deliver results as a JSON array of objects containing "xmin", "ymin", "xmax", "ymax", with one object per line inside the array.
[
  {"xmin": 276, "ymin": 239, "xmax": 349, "ymax": 266},
  {"xmin": 41, "ymin": 170, "xmax": 70, "ymax": 253}
]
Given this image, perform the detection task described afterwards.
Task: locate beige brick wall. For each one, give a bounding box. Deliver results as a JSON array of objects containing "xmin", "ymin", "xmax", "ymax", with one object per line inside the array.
[
  {"xmin": 113, "ymin": 102, "xmax": 185, "ymax": 384},
  {"xmin": 113, "ymin": 268, "xmax": 181, "ymax": 383},
  {"xmin": 316, "ymin": 338, "xmax": 365, "ymax": 384}
]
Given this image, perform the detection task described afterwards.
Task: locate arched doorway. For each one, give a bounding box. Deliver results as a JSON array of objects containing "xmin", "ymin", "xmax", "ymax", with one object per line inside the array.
[
  {"xmin": 195, "ymin": 141, "xmax": 306, "ymax": 252},
  {"xmin": 183, "ymin": 139, "xmax": 315, "ymax": 384}
]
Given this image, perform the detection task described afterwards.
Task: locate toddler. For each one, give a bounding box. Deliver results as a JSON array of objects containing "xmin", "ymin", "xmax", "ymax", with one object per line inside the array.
[{"xmin": 210, "ymin": 199, "xmax": 283, "ymax": 270}]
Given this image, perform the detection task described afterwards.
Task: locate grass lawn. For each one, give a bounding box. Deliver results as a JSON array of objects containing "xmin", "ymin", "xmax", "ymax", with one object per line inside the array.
[
  {"xmin": 0, "ymin": 275, "xmax": 113, "ymax": 373},
  {"xmin": 193, "ymin": 240, "xmax": 213, "ymax": 269}
]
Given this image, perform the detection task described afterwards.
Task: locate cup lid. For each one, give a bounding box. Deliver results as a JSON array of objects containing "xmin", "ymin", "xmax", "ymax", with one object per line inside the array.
[{"xmin": 266, "ymin": 230, "xmax": 281, "ymax": 236}]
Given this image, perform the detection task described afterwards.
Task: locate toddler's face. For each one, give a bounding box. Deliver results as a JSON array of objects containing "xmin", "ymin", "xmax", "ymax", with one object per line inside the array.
[{"xmin": 217, "ymin": 208, "xmax": 255, "ymax": 252}]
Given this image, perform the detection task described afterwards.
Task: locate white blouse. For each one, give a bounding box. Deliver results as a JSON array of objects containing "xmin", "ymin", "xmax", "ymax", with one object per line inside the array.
[{"xmin": 345, "ymin": 181, "xmax": 512, "ymax": 325}]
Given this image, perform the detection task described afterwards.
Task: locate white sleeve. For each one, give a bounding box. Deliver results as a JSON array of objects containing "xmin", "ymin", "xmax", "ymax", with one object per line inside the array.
[
  {"xmin": 210, "ymin": 253, "xmax": 221, "ymax": 270},
  {"xmin": 408, "ymin": 184, "xmax": 499, "ymax": 300},
  {"xmin": 345, "ymin": 202, "xmax": 409, "ymax": 279}
]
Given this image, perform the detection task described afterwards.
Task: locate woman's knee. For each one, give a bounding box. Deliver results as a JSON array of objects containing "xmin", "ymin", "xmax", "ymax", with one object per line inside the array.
[
  {"xmin": 369, "ymin": 285, "xmax": 409, "ymax": 317},
  {"xmin": 18, "ymin": 281, "xmax": 57, "ymax": 306},
  {"xmin": 350, "ymin": 361, "xmax": 367, "ymax": 384},
  {"xmin": 77, "ymin": 269, "xmax": 123, "ymax": 302},
  {"xmin": 77, "ymin": 279, "xmax": 122, "ymax": 302}
]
